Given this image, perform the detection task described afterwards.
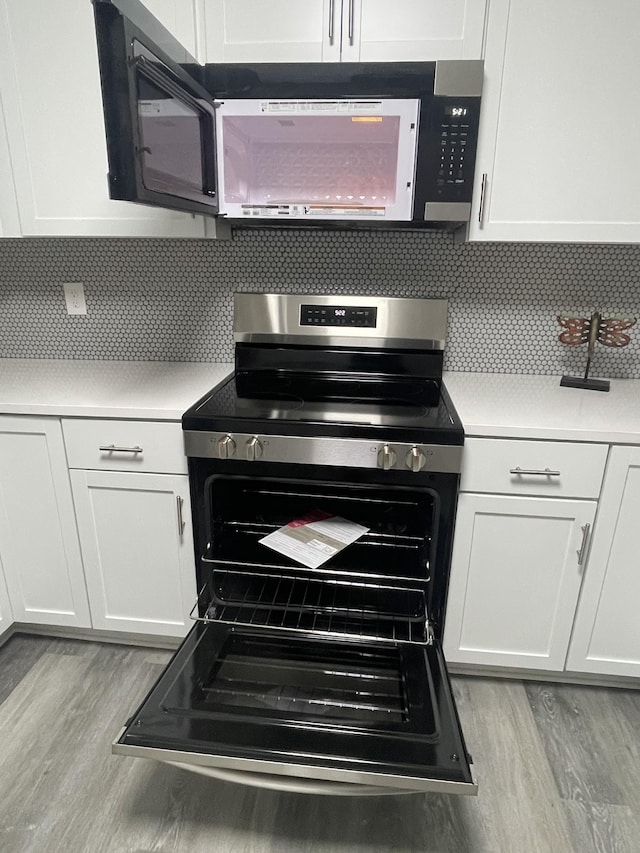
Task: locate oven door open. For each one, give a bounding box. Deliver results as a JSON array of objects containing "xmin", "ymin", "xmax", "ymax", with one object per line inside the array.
[{"xmin": 113, "ymin": 620, "xmax": 476, "ymax": 795}]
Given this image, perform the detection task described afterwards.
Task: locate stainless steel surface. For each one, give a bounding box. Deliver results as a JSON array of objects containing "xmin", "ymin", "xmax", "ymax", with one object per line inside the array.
[
  {"xmin": 111, "ymin": 742, "xmax": 478, "ymax": 795},
  {"xmin": 217, "ymin": 434, "xmax": 236, "ymax": 459},
  {"xmin": 98, "ymin": 444, "xmax": 143, "ymax": 453},
  {"xmin": 328, "ymin": 0, "xmax": 335, "ymax": 43},
  {"xmin": 176, "ymin": 496, "xmax": 185, "ymax": 537},
  {"xmin": 424, "ymin": 201, "xmax": 472, "ymax": 222},
  {"xmin": 478, "ymin": 172, "xmax": 487, "ymax": 226},
  {"xmin": 184, "ymin": 431, "xmax": 463, "ymax": 474},
  {"xmin": 510, "ymin": 467, "xmax": 562, "ymax": 477},
  {"xmin": 233, "ymin": 293, "xmax": 448, "ymax": 350},
  {"xmin": 377, "ymin": 443, "xmax": 397, "ymax": 470},
  {"xmin": 434, "ymin": 60, "xmax": 484, "ymax": 97},
  {"xmin": 577, "ymin": 522, "xmax": 591, "ymax": 566},
  {"xmin": 406, "ymin": 446, "xmax": 427, "ymax": 473},
  {"xmin": 165, "ymin": 762, "xmax": 424, "ymax": 795},
  {"xmin": 245, "ymin": 435, "xmax": 263, "ymax": 461},
  {"xmin": 348, "ymin": 0, "xmax": 355, "ymax": 45},
  {"xmin": 191, "ymin": 573, "xmax": 431, "ymax": 645}
]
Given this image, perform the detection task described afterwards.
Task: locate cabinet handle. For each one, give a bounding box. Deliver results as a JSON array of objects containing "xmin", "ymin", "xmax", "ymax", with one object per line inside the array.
[
  {"xmin": 99, "ymin": 444, "xmax": 143, "ymax": 454},
  {"xmin": 328, "ymin": 0, "xmax": 335, "ymax": 44},
  {"xmin": 177, "ymin": 496, "xmax": 186, "ymax": 538},
  {"xmin": 348, "ymin": 0, "xmax": 355, "ymax": 45},
  {"xmin": 478, "ymin": 172, "xmax": 487, "ymax": 226},
  {"xmin": 577, "ymin": 523, "xmax": 591, "ymax": 566},
  {"xmin": 509, "ymin": 467, "xmax": 561, "ymax": 477}
]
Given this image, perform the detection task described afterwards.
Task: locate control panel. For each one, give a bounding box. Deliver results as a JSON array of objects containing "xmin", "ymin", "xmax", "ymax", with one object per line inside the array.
[
  {"xmin": 300, "ymin": 304, "xmax": 377, "ymax": 328},
  {"xmin": 438, "ymin": 105, "xmax": 470, "ymax": 191}
]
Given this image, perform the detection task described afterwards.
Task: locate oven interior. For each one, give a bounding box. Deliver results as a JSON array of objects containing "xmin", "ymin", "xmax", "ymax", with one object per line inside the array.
[{"xmin": 196, "ymin": 475, "xmax": 437, "ymax": 646}]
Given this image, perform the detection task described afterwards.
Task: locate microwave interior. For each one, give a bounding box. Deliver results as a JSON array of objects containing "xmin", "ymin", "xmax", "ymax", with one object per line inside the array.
[{"xmin": 215, "ymin": 99, "xmax": 420, "ymax": 221}]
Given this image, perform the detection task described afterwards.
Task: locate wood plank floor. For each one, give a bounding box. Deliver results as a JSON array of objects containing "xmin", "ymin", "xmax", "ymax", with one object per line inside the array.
[{"xmin": 1, "ymin": 634, "xmax": 639, "ymax": 853}]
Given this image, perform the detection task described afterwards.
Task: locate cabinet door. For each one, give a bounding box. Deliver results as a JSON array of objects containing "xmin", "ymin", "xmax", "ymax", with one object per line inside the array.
[
  {"xmin": 567, "ymin": 447, "xmax": 640, "ymax": 678},
  {"xmin": 202, "ymin": 0, "xmax": 340, "ymax": 62},
  {"xmin": 469, "ymin": 0, "xmax": 640, "ymax": 242},
  {"xmin": 0, "ymin": 90, "xmax": 20, "ymax": 237},
  {"xmin": 71, "ymin": 470, "xmax": 196, "ymax": 638},
  {"xmin": 0, "ymin": 0, "xmax": 204, "ymax": 237},
  {"xmin": 444, "ymin": 493, "xmax": 596, "ymax": 671},
  {"xmin": 348, "ymin": 0, "xmax": 486, "ymax": 61},
  {"xmin": 0, "ymin": 554, "xmax": 14, "ymax": 637},
  {"xmin": 143, "ymin": 0, "xmax": 199, "ymax": 59},
  {"xmin": 0, "ymin": 417, "xmax": 90, "ymax": 628}
]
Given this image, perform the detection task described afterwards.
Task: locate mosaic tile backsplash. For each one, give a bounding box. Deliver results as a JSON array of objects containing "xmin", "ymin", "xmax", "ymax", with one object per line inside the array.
[{"xmin": 0, "ymin": 229, "xmax": 639, "ymax": 378}]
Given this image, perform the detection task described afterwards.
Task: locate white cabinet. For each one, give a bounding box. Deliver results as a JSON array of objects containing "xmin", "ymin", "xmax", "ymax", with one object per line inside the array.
[
  {"xmin": 201, "ymin": 0, "xmax": 486, "ymax": 62},
  {"xmin": 567, "ymin": 446, "xmax": 640, "ymax": 678},
  {"xmin": 0, "ymin": 555, "xmax": 14, "ymax": 637},
  {"xmin": 143, "ymin": 0, "xmax": 200, "ymax": 58},
  {"xmin": 63, "ymin": 419, "xmax": 196, "ymax": 638},
  {"xmin": 444, "ymin": 437, "xmax": 608, "ymax": 671},
  {"xmin": 468, "ymin": 0, "xmax": 640, "ymax": 243},
  {"xmin": 0, "ymin": 417, "xmax": 90, "ymax": 628},
  {"xmin": 0, "ymin": 0, "xmax": 204, "ymax": 237},
  {"xmin": 444, "ymin": 493, "xmax": 597, "ymax": 671},
  {"xmin": 0, "ymin": 89, "xmax": 20, "ymax": 237}
]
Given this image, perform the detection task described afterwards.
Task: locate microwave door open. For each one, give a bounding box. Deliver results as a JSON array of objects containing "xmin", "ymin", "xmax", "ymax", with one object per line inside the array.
[
  {"xmin": 112, "ymin": 620, "xmax": 476, "ymax": 795},
  {"xmin": 92, "ymin": 0, "xmax": 218, "ymax": 216}
]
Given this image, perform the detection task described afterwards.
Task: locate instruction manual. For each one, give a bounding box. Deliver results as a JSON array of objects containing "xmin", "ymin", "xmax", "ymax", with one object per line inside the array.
[{"xmin": 259, "ymin": 509, "xmax": 369, "ymax": 569}]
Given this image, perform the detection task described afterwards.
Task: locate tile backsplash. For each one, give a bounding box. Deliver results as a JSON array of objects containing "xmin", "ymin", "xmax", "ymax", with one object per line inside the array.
[{"xmin": 0, "ymin": 229, "xmax": 639, "ymax": 378}]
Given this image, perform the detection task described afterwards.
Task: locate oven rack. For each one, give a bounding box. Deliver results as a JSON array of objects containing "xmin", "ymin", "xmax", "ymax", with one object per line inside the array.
[
  {"xmin": 202, "ymin": 521, "xmax": 431, "ymax": 585},
  {"xmin": 191, "ymin": 569, "xmax": 433, "ymax": 646}
]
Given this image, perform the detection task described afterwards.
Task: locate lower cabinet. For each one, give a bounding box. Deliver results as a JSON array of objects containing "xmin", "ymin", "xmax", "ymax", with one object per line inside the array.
[
  {"xmin": 444, "ymin": 493, "xmax": 597, "ymax": 671},
  {"xmin": 566, "ymin": 446, "xmax": 640, "ymax": 678},
  {"xmin": 0, "ymin": 555, "xmax": 13, "ymax": 636},
  {"xmin": 70, "ymin": 470, "xmax": 196, "ymax": 637},
  {"xmin": 0, "ymin": 417, "xmax": 91, "ymax": 628}
]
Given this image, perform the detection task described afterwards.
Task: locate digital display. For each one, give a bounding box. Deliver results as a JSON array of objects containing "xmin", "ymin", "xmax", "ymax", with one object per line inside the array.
[
  {"xmin": 445, "ymin": 106, "xmax": 468, "ymax": 117},
  {"xmin": 300, "ymin": 304, "xmax": 378, "ymax": 328}
]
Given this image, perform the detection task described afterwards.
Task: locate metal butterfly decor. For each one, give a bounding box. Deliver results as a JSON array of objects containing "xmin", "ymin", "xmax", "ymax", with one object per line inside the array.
[{"xmin": 557, "ymin": 310, "xmax": 636, "ymax": 392}]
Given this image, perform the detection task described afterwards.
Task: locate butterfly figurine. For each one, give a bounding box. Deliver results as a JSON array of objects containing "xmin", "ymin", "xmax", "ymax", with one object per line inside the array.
[{"xmin": 557, "ymin": 311, "xmax": 636, "ymax": 391}]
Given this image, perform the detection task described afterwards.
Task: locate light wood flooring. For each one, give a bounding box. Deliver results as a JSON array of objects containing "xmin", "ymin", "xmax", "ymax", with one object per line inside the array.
[{"xmin": 0, "ymin": 633, "xmax": 639, "ymax": 853}]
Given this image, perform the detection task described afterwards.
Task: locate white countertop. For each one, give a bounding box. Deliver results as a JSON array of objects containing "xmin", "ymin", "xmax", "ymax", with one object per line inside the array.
[
  {"xmin": 0, "ymin": 359, "xmax": 234, "ymax": 420},
  {"xmin": 0, "ymin": 360, "xmax": 638, "ymax": 442},
  {"xmin": 444, "ymin": 372, "xmax": 640, "ymax": 444}
]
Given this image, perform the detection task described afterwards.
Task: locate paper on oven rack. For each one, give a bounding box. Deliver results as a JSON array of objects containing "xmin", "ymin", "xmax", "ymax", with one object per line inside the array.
[{"xmin": 259, "ymin": 509, "xmax": 369, "ymax": 569}]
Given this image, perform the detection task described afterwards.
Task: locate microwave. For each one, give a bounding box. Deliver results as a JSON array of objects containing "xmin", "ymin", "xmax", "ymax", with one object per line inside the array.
[{"xmin": 93, "ymin": 0, "xmax": 483, "ymax": 229}]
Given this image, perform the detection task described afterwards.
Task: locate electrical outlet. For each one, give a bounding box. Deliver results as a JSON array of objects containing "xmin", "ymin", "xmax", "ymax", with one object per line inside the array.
[{"xmin": 64, "ymin": 282, "xmax": 87, "ymax": 315}]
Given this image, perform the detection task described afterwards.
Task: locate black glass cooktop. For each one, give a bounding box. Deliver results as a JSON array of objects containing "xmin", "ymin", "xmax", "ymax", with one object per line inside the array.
[{"xmin": 182, "ymin": 375, "xmax": 464, "ymax": 445}]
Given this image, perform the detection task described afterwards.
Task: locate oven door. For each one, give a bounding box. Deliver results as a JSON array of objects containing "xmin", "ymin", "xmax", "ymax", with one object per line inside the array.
[{"xmin": 113, "ymin": 621, "xmax": 476, "ymax": 795}]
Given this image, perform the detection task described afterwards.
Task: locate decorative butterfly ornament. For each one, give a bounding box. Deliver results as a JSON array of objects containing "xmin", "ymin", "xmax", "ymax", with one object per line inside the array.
[{"xmin": 556, "ymin": 311, "xmax": 636, "ymax": 392}]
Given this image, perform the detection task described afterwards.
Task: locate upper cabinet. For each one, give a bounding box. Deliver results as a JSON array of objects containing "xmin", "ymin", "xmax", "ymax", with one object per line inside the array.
[
  {"xmin": 200, "ymin": 0, "xmax": 487, "ymax": 63},
  {"xmin": 0, "ymin": 90, "xmax": 20, "ymax": 237},
  {"xmin": 0, "ymin": 0, "xmax": 205, "ymax": 237},
  {"xmin": 468, "ymin": 0, "xmax": 640, "ymax": 243}
]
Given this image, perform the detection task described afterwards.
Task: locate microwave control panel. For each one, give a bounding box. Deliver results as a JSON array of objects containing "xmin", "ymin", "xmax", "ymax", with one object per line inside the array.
[
  {"xmin": 300, "ymin": 305, "xmax": 377, "ymax": 328},
  {"xmin": 438, "ymin": 105, "xmax": 471, "ymax": 189}
]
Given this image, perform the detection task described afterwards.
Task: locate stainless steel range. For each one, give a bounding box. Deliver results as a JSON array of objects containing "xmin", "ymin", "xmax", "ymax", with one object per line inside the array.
[{"xmin": 112, "ymin": 293, "xmax": 477, "ymax": 796}]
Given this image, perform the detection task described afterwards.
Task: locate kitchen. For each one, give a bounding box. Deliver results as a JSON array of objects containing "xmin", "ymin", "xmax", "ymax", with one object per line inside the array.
[{"xmin": 1, "ymin": 1, "xmax": 640, "ymax": 851}]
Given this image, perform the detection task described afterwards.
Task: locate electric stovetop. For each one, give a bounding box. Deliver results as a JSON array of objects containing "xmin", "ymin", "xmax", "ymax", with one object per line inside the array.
[{"xmin": 182, "ymin": 374, "xmax": 464, "ymax": 445}]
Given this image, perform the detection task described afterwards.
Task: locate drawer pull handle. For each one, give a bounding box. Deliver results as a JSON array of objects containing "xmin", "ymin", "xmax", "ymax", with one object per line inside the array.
[
  {"xmin": 577, "ymin": 523, "xmax": 591, "ymax": 566},
  {"xmin": 99, "ymin": 444, "xmax": 143, "ymax": 454},
  {"xmin": 509, "ymin": 466, "xmax": 561, "ymax": 477},
  {"xmin": 177, "ymin": 496, "xmax": 186, "ymax": 538}
]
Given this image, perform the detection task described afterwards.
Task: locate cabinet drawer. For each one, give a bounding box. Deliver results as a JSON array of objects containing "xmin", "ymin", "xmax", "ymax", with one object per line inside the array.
[
  {"xmin": 460, "ymin": 438, "xmax": 608, "ymax": 498},
  {"xmin": 62, "ymin": 419, "xmax": 187, "ymax": 474}
]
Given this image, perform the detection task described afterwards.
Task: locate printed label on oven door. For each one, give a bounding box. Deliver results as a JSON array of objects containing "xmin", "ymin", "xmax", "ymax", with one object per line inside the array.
[{"xmin": 259, "ymin": 509, "xmax": 369, "ymax": 569}]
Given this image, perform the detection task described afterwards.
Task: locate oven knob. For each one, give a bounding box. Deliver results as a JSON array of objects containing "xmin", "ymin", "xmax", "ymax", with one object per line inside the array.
[
  {"xmin": 217, "ymin": 434, "xmax": 236, "ymax": 459},
  {"xmin": 377, "ymin": 443, "xmax": 397, "ymax": 470},
  {"xmin": 245, "ymin": 436, "xmax": 263, "ymax": 462},
  {"xmin": 406, "ymin": 445, "xmax": 427, "ymax": 472}
]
